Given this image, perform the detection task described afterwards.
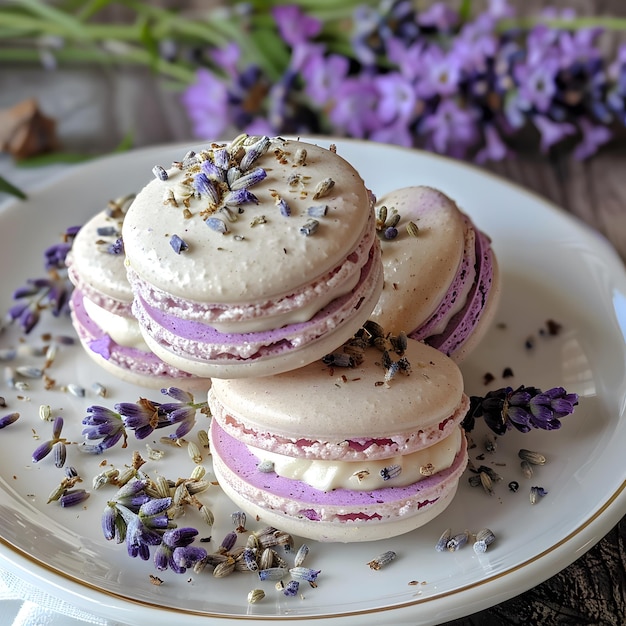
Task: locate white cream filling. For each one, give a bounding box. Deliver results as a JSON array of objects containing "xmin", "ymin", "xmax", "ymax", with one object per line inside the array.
[
  {"xmin": 83, "ymin": 298, "xmax": 149, "ymax": 350},
  {"xmin": 248, "ymin": 428, "xmax": 463, "ymax": 492},
  {"xmin": 206, "ymin": 269, "xmax": 361, "ymax": 334}
]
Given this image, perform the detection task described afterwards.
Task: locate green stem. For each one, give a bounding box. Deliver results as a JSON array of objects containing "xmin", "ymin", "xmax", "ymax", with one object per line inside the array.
[
  {"xmin": 497, "ymin": 15, "xmax": 626, "ymax": 32},
  {"xmin": 0, "ymin": 45, "xmax": 195, "ymax": 83}
]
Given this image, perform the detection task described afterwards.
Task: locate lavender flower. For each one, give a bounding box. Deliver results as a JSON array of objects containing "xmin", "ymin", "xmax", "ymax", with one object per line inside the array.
[
  {"xmin": 154, "ymin": 527, "xmax": 206, "ymax": 573},
  {"xmin": 81, "ymin": 405, "xmax": 127, "ymax": 454},
  {"xmin": 82, "ymin": 388, "xmax": 209, "ymax": 453},
  {"xmin": 463, "ymin": 385, "xmax": 579, "ymax": 436},
  {"xmin": 177, "ymin": 2, "xmax": 626, "ymax": 162},
  {"xmin": 158, "ymin": 386, "xmax": 210, "ymax": 440},
  {"xmin": 116, "ymin": 398, "xmax": 169, "ymax": 440}
]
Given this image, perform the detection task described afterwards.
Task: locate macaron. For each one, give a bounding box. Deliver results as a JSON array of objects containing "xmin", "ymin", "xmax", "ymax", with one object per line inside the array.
[
  {"xmin": 122, "ymin": 136, "xmax": 383, "ymax": 379},
  {"xmin": 370, "ymin": 186, "xmax": 500, "ymax": 362},
  {"xmin": 66, "ymin": 201, "xmax": 205, "ymax": 389},
  {"xmin": 208, "ymin": 331, "xmax": 469, "ymax": 542}
]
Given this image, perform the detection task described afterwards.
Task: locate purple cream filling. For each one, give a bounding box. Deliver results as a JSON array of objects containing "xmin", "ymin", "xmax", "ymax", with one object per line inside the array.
[
  {"xmin": 210, "ymin": 420, "xmax": 467, "ymax": 508},
  {"xmin": 71, "ymin": 289, "xmax": 193, "ymax": 378},
  {"xmin": 134, "ymin": 245, "xmax": 378, "ymax": 355},
  {"xmin": 414, "ymin": 228, "xmax": 494, "ymax": 356}
]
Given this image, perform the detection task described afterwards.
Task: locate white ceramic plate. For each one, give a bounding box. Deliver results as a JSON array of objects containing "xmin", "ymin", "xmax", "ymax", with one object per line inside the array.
[{"xmin": 0, "ymin": 140, "xmax": 624, "ymax": 626}]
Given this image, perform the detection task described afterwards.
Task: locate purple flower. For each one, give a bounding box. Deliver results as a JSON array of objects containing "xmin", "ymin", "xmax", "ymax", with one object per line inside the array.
[
  {"xmin": 417, "ymin": 3, "xmax": 459, "ymax": 31},
  {"xmin": 125, "ymin": 515, "xmax": 163, "ymax": 560},
  {"xmin": 301, "ymin": 50, "xmax": 349, "ymax": 105},
  {"xmin": 116, "ymin": 398, "xmax": 168, "ymax": 440},
  {"xmin": 573, "ymin": 117, "xmax": 612, "ymax": 160},
  {"xmin": 169, "ymin": 234, "xmax": 188, "ymax": 255},
  {"xmin": 369, "ymin": 117, "xmax": 414, "ymax": 148},
  {"xmin": 81, "ymin": 405, "xmax": 127, "ymax": 453},
  {"xmin": 375, "ymin": 72, "xmax": 417, "ymax": 124},
  {"xmin": 452, "ymin": 14, "xmax": 498, "ymax": 74},
  {"xmin": 193, "ymin": 173, "xmax": 220, "ymax": 205},
  {"xmin": 102, "ymin": 505, "xmax": 118, "ymax": 541},
  {"xmin": 486, "ymin": 0, "xmax": 514, "ymax": 20},
  {"xmin": 329, "ymin": 77, "xmax": 379, "ymax": 138},
  {"xmin": 181, "ymin": 68, "xmax": 230, "ymax": 139},
  {"xmin": 32, "ymin": 416, "xmax": 65, "ymax": 462},
  {"xmin": 475, "ymin": 124, "xmax": 510, "ymax": 163},
  {"xmin": 106, "ymin": 238, "xmax": 124, "ymax": 255},
  {"xmin": 415, "ymin": 46, "xmax": 462, "ymax": 99},
  {"xmin": 515, "ymin": 58, "xmax": 559, "ymax": 113},
  {"xmin": 386, "ymin": 38, "xmax": 426, "ymax": 81},
  {"xmin": 110, "ymin": 480, "xmax": 151, "ymax": 512},
  {"xmin": 211, "ymin": 41, "xmax": 241, "ymax": 81},
  {"xmin": 283, "ymin": 580, "xmax": 299, "ymax": 596},
  {"xmin": 154, "ymin": 527, "xmax": 205, "ymax": 574},
  {"xmin": 533, "ymin": 114, "xmax": 576, "ymax": 152},
  {"xmin": 421, "ymin": 99, "xmax": 478, "ymax": 157},
  {"xmin": 60, "ymin": 489, "xmax": 90, "ymax": 508},
  {"xmin": 44, "ymin": 242, "xmax": 72, "ymax": 271},
  {"xmin": 272, "ymin": 5, "xmax": 321, "ymax": 48},
  {"xmin": 557, "ymin": 27, "xmax": 603, "ymax": 70},
  {"xmin": 10, "ymin": 273, "xmax": 71, "ymax": 332},
  {"xmin": 350, "ymin": 5, "xmax": 385, "ymax": 66},
  {"xmin": 463, "ymin": 385, "xmax": 579, "ymax": 436},
  {"xmin": 172, "ymin": 546, "xmax": 207, "ymax": 571},
  {"xmin": 158, "ymin": 387, "xmax": 209, "ymax": 440}
]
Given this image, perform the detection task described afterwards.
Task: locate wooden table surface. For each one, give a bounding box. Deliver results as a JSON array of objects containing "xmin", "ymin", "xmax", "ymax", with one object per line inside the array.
[{"xmin": 0, "ymin": 1, "xmax": 625, "ymax": 624}]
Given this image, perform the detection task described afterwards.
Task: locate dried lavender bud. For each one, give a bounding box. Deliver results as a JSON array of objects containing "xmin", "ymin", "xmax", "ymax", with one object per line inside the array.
[
  {"xmin": 367, "ymin": 550, "xmax": 396, "ymax": 570},
  {"xmin": 59, "ymin": 489, "xmax": 90, "ymax": 507},
  {"xmin": 0, "ymin": 412, "xmax": 19, "ymax": 429},
  {"xmin": 530, "ymin": 486, "xmax": 548, "ymax": 504},
  {"xmin": 170, "ymin": 234, "xmax": 188, "ymax": 254},
  {"xmin": 283, "ymin": 580, "xmax": 300, "ymax": 596},
  {"xmin": 258, "ymin": 567, "xmax": 288, "ymax": 581},
  {"xmin": 463, "ymin": 385, "xmax": 578, "ymax": 435}
]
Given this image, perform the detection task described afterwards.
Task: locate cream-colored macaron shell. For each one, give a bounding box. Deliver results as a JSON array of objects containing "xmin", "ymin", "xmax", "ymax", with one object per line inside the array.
[
  {"xmin": 67, "ymin": 209, "xmax": 131, "ymax": 304},
  {"xmin": 209, "ymin": 337, "xmax": 466, "ymax": 459},
  {"xmin": 122, "ymin": 138, "xmax": 373, "ymax": 303},
  {"xmin": 370, "ymin": 186, "xmax": 465, "ymax": 335}
]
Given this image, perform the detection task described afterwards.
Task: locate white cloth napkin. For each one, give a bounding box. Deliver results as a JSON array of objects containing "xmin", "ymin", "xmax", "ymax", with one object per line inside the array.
[{"xmin": 0, "ymin": 571, "xmax": 120, "ymax": 625}]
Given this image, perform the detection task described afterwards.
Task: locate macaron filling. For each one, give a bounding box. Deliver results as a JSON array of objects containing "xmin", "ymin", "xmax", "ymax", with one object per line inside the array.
[
  {"xmin": 210, "ymin": 419, "xmax": 468, "ymax": 524},
  {"xmin": 132, "ymin": 241, "xmax": 382, "ymax": 364},
  {"xmin": 246, "ymin": 427, "xmax": 463, "ymax": 491},
  {"xmin": 71, "ymin": 289, "xmax": 194, "ymax": 379},
  {"xmin": 423, "ymin": 228, "xmax": 495, "ymax": 356}
]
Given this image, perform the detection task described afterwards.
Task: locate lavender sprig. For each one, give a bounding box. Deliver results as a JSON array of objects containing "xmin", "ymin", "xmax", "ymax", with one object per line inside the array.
[
  {"xmin": 7, "ymin": 226, "xmax": 79, "ymax": 333},
  {"xmin": 179, "ymin": 2, "xmax": 626, "ymax": 162},
  {"xmin": 81, "ymin": 387, "xmax": 210, "ymax": 454},
  {"xmin": 462, "ymin": 385, "xmax": 579, "ymax": 436}
]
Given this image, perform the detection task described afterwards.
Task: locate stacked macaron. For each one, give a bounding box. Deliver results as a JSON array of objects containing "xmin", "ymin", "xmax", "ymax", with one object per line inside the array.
[
  {"xmin": 122, "ymin": 136, "xmax": 383, "ymax": 379},
  {"xmin": 66, "ymin": 199, "xmax": 202, "ymax": 388},
  {"xmin": 370, "ymin": 186, "xmax": 499, "ymax": 362},
  {"xmin": 208, "ymin": 330, "xmax": 469, "ymax": 542},
  {"xmin": 69, "ymin": 138, "xmax": 501, "ymax": 543}
]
